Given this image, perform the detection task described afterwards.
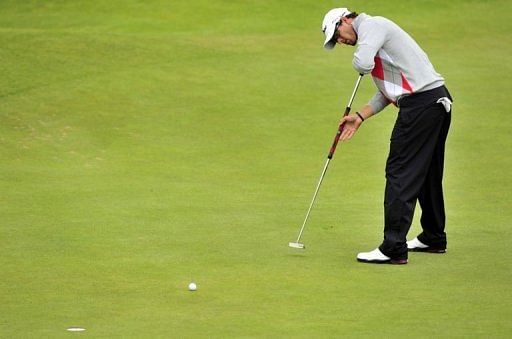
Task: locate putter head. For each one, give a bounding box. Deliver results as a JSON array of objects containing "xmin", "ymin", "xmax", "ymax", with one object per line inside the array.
[{"xmin": 288, "ymin": 242, "xmax": 305, "ymax": 249}]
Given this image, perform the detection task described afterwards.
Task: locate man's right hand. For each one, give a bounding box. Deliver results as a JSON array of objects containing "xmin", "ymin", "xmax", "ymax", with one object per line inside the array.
[{"xmin": 339, "ymin": 114, "xmax": 363, "ymax": 141}]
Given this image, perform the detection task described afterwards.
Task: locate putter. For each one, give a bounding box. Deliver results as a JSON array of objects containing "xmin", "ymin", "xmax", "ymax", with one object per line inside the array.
[{"xmin": 289, "ymin": 73, "xmax": 364, "ymax": 249}]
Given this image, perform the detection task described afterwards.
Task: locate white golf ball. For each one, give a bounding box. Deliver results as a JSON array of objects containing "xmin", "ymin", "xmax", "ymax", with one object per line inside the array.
[{"xmin": 188, "ymin": 282, "xmax": 197, "ymax": 291}]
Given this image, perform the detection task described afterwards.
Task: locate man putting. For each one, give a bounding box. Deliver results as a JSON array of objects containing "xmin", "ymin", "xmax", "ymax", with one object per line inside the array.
[{"xmin": 321, "ymin": 8, "xmax": 453, "ymax": 264}]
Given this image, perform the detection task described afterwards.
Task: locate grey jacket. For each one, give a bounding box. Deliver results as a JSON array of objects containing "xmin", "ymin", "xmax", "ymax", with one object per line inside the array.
[{"xmin": 352, "ymin": 13, "xmax": 445, "ymax": 113}]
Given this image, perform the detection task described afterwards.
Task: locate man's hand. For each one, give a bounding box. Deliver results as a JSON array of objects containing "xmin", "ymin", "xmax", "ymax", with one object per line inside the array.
[{"xmin": 339, "ymin": 113, "xmax": 364, "ymax": 141}]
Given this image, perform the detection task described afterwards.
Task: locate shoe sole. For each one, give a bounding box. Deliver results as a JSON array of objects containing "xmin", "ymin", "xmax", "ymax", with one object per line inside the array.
[
  {"xmin": 357, "ymin": 258, "xmax": 408, "ymax": 265},
  {"xmin": 408, "ymin": 247, "xmax": 446, "ymax": 253}
]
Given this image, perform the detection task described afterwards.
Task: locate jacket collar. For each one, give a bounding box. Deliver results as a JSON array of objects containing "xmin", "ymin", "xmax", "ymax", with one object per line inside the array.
[{"xmin": 352, "ymin": 13, "xmax": 370, "ymax": 35}]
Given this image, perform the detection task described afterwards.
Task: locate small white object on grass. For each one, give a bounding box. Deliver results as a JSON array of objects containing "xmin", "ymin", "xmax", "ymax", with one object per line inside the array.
[
  {"xmin": 67, "ymin": 327, "xmax": 86, "ymax": 332},
  {"xmin": 188, "ymin": 282, "xmax": 197, "ymax": 291}
]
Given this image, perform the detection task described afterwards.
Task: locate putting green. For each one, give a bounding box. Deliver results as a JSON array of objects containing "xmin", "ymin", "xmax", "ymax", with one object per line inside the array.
[{"xmin": 1, "ymin": 0, "xmax": 511, "ymax": 337}]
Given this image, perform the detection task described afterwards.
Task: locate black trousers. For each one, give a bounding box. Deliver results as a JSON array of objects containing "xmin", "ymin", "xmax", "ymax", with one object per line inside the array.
[{"xmin": 379, "ymin": 86, "xmax": 452, "ymax": 260}]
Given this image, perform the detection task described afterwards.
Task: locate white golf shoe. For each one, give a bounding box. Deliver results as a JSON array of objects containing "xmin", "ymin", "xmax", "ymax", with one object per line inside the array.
[
  {"xmin": 407, "ymin": 237, "xmax": 446, "ymax": 253},
  {"xmin": 407, "ymin": 237, "xmax": 429, "ymax": 250},
  {"xmin": 356, "ymin": 248, "xmax": 407, "ymax": 265}
]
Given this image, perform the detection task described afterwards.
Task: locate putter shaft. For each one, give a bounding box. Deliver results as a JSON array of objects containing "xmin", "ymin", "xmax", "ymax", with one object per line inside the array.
[
  {"xmin": 290, "ymin": 74, "xmax": 364, "ymax": 248},
  {"xmin": 293, "ymin": 158, "xmax": 331, "ymax": 244}
]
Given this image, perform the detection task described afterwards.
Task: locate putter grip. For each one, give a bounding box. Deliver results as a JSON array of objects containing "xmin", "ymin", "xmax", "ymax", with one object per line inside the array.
[{"xmin": 327, "ymin": 107, "xmax": 351, "ymax": 159}]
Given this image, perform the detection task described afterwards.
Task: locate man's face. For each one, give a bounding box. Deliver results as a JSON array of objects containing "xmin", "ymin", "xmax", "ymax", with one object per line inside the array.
[{"xmin": 334, "ymin": 18, "xmax": 357, "ymax": 46}]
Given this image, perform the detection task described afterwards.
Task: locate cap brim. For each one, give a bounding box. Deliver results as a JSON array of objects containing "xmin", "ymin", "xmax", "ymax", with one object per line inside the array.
[
  {"xmin": 324, "ymin": 39, "xmax": 336, "ymax": 50},
  {"xmin": 322, "ymin": 23, "xmax": 337, "ymax": 50}
]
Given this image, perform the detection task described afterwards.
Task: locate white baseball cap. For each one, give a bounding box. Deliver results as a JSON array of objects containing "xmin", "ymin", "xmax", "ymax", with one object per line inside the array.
[{"xmin": 322, "ymin": 8, "xmax": 352, "ymax": 50}]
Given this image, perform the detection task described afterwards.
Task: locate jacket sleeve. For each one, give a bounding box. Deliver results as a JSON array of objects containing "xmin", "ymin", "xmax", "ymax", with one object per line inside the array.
[
  {"xmin": 352, "ymin": 20, "xmax": 387, "ymax": 74},
  {"xmin": 368, "ymin": 91, "xmax": 391, "ymax": 114}
]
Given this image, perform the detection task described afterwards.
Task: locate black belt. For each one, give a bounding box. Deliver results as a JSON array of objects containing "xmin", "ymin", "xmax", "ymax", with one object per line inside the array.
[{"xmin": 397, "ymin": 85, "xmax": 452, "ymax": 108}]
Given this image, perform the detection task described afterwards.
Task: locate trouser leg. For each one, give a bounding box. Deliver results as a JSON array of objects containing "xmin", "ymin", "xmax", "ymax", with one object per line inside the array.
[
  {"xmin": 417, "ymin": 112, "xmax": 451, "ymax": 249},
  {"xmin": 379, "ymin": 103, "xmax": 448, "ymax": 259}
]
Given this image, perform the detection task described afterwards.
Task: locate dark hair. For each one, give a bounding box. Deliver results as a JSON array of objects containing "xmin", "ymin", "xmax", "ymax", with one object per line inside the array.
[{"xmin": 346, "ymin": 12, "xmax": 358, "ymax": 19}]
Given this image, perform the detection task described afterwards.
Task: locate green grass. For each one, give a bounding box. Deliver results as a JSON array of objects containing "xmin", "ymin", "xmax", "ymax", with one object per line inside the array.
[{"xmin": 1, "ymin": 0, "xmax": 511, "ymax": 337}]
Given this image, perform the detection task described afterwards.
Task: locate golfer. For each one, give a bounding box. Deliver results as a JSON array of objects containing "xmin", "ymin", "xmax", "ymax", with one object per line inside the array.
[{"xmin": 321, "ymin": 8, "xmax": 453, "ymax": 264}]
